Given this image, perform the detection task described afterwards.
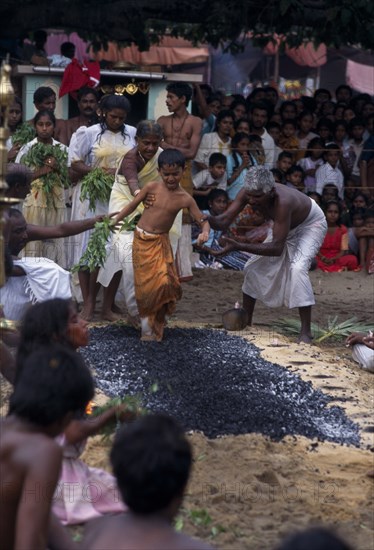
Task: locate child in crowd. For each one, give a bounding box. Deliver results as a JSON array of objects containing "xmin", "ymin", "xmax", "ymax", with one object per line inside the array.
[
  {"xmin": 267, "ymin": 121, "xmax": 283, "ymax": 163},
  {"xmin": 285, "ymin": 165, "xmax": 305, "ymax": 192},
  {"xmin": 297, "ymin": 137, "xmax": 324, "ymax": 192},
  {"xmin": 315, "ymin": 143, "xmax": 345, "ymax": 199},
  {"xmin": 278, "ymin": 119, "xmax": 300, "ymax": 160},
  {"xmin": 270, "ymin": 168, "xmax": 283, "ymax": 183},
  {"xmin": 248, "ymin": 133, "xmax": 266, "ymax": 165},
  {"xmin": 192, "ymin": 188, "xmax": 228, "ymax": 269},
  {"xmin": 306, "ymin": 191, "xmax": 322, "ymax": 206},
  {"xmin": 16, "ymin": 298, "xmax": 134, "ymax": 525},
  {"xmin": 192, "ymin": 152, "xmax": 227, "ymax": 210},
  {"xmin": 276, "ymin": 151, "xmax": 293, "ymax": 184},
  {"xmin": 1, "ymin": 345, "xmax": 94, "ymax": 550},
  {"xmin": 234, "ymin": 117, "xmax": 250, "ymax": 134},
  {"xmin": 226, "ymin": 132, "xmax": 256, "ymax": 200},
  {"xmin": 82, "ymin": 414, "xmax": 213, "ymax": 550},
  {"xmin": 348, "ymin": 117, "xmax": 366, "ymax": 186},
  {"xmin": 321, "ymin": 183, "xmax": 340, "ymax": 206},
  {"xmin": 113, "ymin": 149, "xmax": 210, "ymax": 341},
  {"xmin": 296, "ymin": 110, "xmax": 318, "ymax": 154},
  {"xmin": 355, "ymin": 210, "xmax": 374, "ymax": 272},
  {"xmin": 316, "ymin": 200, "xmax": 358, "ymax": 272}
]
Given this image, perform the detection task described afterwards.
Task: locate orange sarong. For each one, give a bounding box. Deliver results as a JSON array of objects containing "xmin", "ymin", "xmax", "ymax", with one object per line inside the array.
[{"xmin": 133, "ymin": 228, "xmax": 182, "ymax": 341}]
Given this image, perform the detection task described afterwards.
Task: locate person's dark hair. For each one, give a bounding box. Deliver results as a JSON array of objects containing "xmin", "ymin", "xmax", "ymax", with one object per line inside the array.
[
  {"xmin": 306, "ymin": 191, "xmax": 322, "ymax": 204},
  {"xmin": 234, "ymin": 117, "xmax": 250, "ymax": 132},
  {"xmin": 33, "ymin": 86, "xmax": 56, "ymax": 105},
  {"xmin": 33, "ymin": 109, "xmax": 56, "ymax": 127},
  {"xmin": 12, "ymin": 96, "xmax": 23, "ymax": 111},
  {"xmin": 231, "ymin": 132, "xmax": 252, "ymax": 171},
  {"xmin": 208, "ymin": 188, "xmax": 228, "ymax": 203},
  {"xmin": 322, "ymin": 183, "xmax": 339, "ymax": 199},
  {"xmin": 77, "ymin": 86, "xmax": 99, "ymax": 102},
  {"xmin": 249, "ymin": 101, "xmax": 270, "ymax": 117},
  {"xmin": 60, "ymin": 41, "xmax": 75, "ymax": 59},
  {"xmin": 335, "ymin": 84, "xmax": 353, "ymax": 100},
  {"xmin": 136, "ymin": 120, "xmax": 163, "ymax": 141},
  {"xmin": 208, "ymin": 152, "xmax": 226, "ymax": 167},
  {"xmin": 231, "ymin": 98, "xmax": 247, "ymax": 111},
  {"xmin": 275, "ymin": 527, "xmax": 352, "ymax": 550},
  {"xmin": 9, "ymin": 344, "xmax": 94, "ymax": 425},
  {"xmin": 314, "ymin": 88, "xmax": 332, "ymax": 100},
  {"xmin": 166, "ymin": 82, "xmax": 192, "ymax": 107},
  {"xmin": 300, "ymin": 96, "xmax": 316, "ymax": 113},
  {"xmin": 324, "ymin": 199, "xmax": 342, "ymax": 224},
  {"xmin": 111, "ymin": 414, "xmax": 192, "ymax": 514},
  {"xmin": 350, "ymin": 206, "xmax": 366, "ymax": 224},
  {"xmin": 352, "ymin": 191, "xmax": 369, "ymax": 206},
  {"xmin": 349, "ymin": 117, "xmax": 365, "ymax": 132},
  {"xmin": 304, "ymin": 137, "xmax": 324, "ymax": 157},
  {"xmin": 282, "ymin": 119, "xmax": 297, "ymax": 130},
  {"xmin": 287, "ymin": 165, "xmax": 304, "ymax": 178},
  {"xmin": 16, "ymin": 298, "xmax": 73, "ymax": 379},
  {"xmin": 279, "ymin": 101, "xmax": 297, "ymax": 118},
  {"xmin": 278, "ymin": 151, "xmax": 293, "ymax": 161},
  {"xmin": 316, "ymin": 117, "xmax": 333, "ymax": 132},
  {"xmin": 33, "ymin": 30, "xmax": 48, "ymax": 45},
  {"xmin": 333, "ymin": 119, "xmax": 348, "ymax": 132},
  {"xmin": 97, "ymin": 94, "xmax": 131, "ymax": 144},
  {"xmin": 298, "ymin": 109, "xmax": 314, "ymax": 122},
  {"xmin": 270, "ymin": 168, "xmax": 283, "ymax": 182},
  {"xmin": 158, "ymin": 149, "xmax": 185, "ymax": 169},
  {"xmin": 215, "ymin": 109, "xmax": 235, "ymax": 129},
  {"xmin": 206, "ymin": 93, "xmax": 222, "ymax": 106},
  {"xmin": 324, "ymin": 142, "xmax": 340, "ymax": 152},
  {"xmin": 267, "ymin": 121, "xmax": 281, "ymax": 131},
  {"xmin": 6, "ymin": 164, "xmax": 32, "ymax": 192}
]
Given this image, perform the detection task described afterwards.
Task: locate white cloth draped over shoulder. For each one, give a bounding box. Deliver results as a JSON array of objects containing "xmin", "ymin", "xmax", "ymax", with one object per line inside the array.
[
  {"xmin": 242, "ymin": 199, "xmax": 327, "ymax": 309},
  {"xmin": 0, "ymin": 257, "xmax": 72, "ymax": 321},
  {"xmin": 67, "ymin": 124, "xmax": 137, "ymax": 268},
  {"xmin": 98, "ymin": 148, "xmax": 182, "ymax": 317}
]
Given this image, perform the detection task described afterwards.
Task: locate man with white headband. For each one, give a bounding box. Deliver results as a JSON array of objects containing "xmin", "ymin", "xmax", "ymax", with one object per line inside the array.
[{"xmin": 207, "ymin": 166, "xmax": 327, "ymax": 343}]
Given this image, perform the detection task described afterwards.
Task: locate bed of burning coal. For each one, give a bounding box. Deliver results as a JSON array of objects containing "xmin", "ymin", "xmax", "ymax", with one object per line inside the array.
[{"xmin": 81, "ymin": 325, "xmax": 360, "ymax": 446}]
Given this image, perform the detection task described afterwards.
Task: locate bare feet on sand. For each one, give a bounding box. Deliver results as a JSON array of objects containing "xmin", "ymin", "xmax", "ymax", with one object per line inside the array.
[
  {"xmin": 80, "ymin": 305, "xmax": 95, "ymax": 322},
  {"xmin": 101, "ymin": 310, "xmax": 122, "ymax": 322}
]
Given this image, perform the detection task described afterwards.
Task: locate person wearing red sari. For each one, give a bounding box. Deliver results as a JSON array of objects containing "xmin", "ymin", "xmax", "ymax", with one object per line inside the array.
[{"xmin": 316, "ymin": 200, "xmax": 358, "ymax": 272}]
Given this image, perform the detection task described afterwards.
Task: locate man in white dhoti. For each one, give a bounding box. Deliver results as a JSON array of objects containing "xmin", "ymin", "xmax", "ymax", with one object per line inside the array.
[
  {"xmin": 346, "ymin": 332, "xmax": 374, "ymax": 373},
  {"xmin": 208, "ymin": 166, "xmax": 327, "ymax": 343}
]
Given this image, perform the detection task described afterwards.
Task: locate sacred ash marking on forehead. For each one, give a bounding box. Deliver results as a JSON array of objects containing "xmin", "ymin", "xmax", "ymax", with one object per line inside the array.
[{"xmin": 244, "ymin": 166, "xmax": 275, "ymax": 193}]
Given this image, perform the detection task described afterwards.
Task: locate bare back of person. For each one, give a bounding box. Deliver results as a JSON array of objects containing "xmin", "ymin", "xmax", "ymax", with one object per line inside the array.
[
  {"xmin": 83, "ymin": 513, "xmax": 213, "ymax": 550},
  {"xmin": 138, "ymin": 181, "xmax": 194, "ymax": 234},
  {"xmin": 0, "ymin": 417, "xmax": 62, "ymax": 549}
]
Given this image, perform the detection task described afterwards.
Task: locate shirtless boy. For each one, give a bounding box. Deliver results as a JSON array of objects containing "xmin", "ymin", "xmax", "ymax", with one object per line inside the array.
[
  {"xmin": 0, "ymin": 345, "xmax": 94, "ymax": 549},
  {"xmin": 83, "ymin": 414, "xmax": 213, "ymax": 550},
  {"xmin": 113, "ymin": 149, "xmax": 210, "ymax": 341}
]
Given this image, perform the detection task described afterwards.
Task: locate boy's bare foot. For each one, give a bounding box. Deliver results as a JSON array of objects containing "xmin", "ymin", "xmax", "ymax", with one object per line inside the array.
[
  {"xmin": 127, "ymin": 314, "xmax": 141, "ymax": 330},
  {"xmin": 141, "ymin": 334, "xmax": 159, "ymax": 342},
  {"xmin": 101, "ymin": 310, "xmax": 122, "ymax": 322}
]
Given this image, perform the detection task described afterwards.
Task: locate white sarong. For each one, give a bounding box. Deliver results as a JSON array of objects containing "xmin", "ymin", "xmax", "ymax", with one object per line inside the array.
[
  {"xmin": 242, "ymin": 199, "xmax": 327, "ymax": 309},
  {"xmin": 98, "ymin": 152, "xmax": 181, "ymax": 317},
  {"xmin": 0, "ymin": 257, "xmax": 72, "ymax": 321},
  {"xmin": 352, "ymin": 344, "xmax": 374, "ymax": 373}
]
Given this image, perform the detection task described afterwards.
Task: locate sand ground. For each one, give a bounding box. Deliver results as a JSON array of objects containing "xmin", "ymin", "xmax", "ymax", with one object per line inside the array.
[
  {"xmin": 81, "ymin": 269, "xmax": 374, "ymax": 549},
  {"xmin": 1, "ymin": 269, "xmax": 373, "ymax": 548}
]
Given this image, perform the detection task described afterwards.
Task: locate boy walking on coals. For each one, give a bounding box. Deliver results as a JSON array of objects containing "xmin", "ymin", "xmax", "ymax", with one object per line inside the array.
[{"xmin": 113, "ymin": 149, "xmax": 210, "ymax": 342}]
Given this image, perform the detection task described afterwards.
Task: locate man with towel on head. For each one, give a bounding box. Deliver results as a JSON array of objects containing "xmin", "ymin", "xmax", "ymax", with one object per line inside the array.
[{"xmin": 207, "ymin": 166, "xmax": 327, "ymax": 343}]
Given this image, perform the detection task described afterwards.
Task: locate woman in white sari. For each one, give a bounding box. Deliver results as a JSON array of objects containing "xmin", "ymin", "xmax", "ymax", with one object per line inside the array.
[
  {"xmin": 98, "ymin": 121, "xmax": 181, "ymax": 326},
  {"xmin": 68, "ymin": 95, "xmax": 136, "ymax": 320}
]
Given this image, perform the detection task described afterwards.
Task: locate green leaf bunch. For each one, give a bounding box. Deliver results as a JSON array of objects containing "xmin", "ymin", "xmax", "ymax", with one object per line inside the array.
[
  {"xmin": 90, "ymin": 395, "xmax": 146, "ymax": 439},
  {"xmin": 80, "ymin": 168, "xmax": 114, "ymax": 212},
  {"xmin": 12, "ymin": 123, "xmax": 36, "ymax": 147},
  {"xmin": 71, "ymin": 217, "xmax": 114, "ymax": 273},
  {"xmin": 21, "ymin": 142, "xmax": 69, "ymax": 208},
  {"xmin": 273, "ymin": 316, "xmax": 372, "ymax": 343}
]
